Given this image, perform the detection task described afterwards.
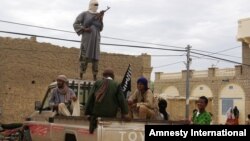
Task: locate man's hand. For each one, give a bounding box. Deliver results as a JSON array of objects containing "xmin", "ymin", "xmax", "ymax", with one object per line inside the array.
[
  {"xmin": 122, "ymin": 114, "xmax": 131, "ymax": 121},
  {"xmin": 83, "ymin": 28, "xmax": 91, "ymax": 33},
  {"xmin": 96, "ymin": 11, "xmax": 104, "ymax": 21},
  {"xmin": 131, "ymin": 103, "xmax": 137, "ymax": 108},
  {"xmin": 85, "ymin": 115, "xmax": 91, "ymax": 121},
  {"xmin": 71, "ymin": 96, "xmax": 77, "ymax": 102},
  {"xmin": 98, "ymin": 10, "xmax": 105, "ymax": 18},
  {"xmin": 53, "ymin": 105, "xmax": 58, "ymax": 111},
  {"xmin": 100, "ymin": 10, "xmax": 105, "ymax": 15},
  {"xmin": 127, "ymin": 100, "xmax": 133, "ymax": 105}
]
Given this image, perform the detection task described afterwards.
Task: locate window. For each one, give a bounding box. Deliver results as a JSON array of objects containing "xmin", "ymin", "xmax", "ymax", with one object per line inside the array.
[
  {"xmin": 79, "ymin": 82, "xmax": 93, "ymax": 106},
  {"xmin": 69, "ymin": 81, "xmax": 78, "ymax": 96},
  {"xmin": 42, "ymin": 88, "xmax": 53, "ymax": 110},
  {"xmin": 68, "ymin": 81, "xmax": 93, "ymax": 106},
  {"xmin": 222, "ymin": 98, "xmax": 234, "ymax": 115}
]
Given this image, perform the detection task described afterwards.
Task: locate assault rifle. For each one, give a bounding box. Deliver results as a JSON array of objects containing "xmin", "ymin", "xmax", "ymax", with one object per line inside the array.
[
  {"xmin": 85, "ymin": 6, "xmax": 111, "ymax": 28},
  {"xmin": 95, "ymin": 6, "xmax": 111, "ymax": 20}
]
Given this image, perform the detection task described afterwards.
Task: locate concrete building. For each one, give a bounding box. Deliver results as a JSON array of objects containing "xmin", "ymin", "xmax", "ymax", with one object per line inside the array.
[{"xmin": 154, "ymin": 18, "xmax": 250, "ymax": 124}]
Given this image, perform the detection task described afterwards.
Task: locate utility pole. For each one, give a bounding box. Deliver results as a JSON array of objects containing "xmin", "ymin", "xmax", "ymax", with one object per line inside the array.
[{"xmin": 185, "ymin": 45, "xmax": 191, "ymax": 120}]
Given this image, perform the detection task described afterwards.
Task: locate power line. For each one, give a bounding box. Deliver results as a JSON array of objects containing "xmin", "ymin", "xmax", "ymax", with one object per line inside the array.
[
  {"xmin": 193, "ymin": 46, "xmax": 250, "ymax": 60},
  {"xmin": 0, "ymin": 47, "xmax": 186, "ymax": 68},
  {"xmin": 0, "ymin": 19, "xmax": 186, "ymax": 49},
  {"xmin": 0, "ymin": 47, "xmax": 77, "ymax": 54},
  {"xmin": 0, "ymin": 30, "xmax": 79, "ymax": 42},
  {"xmin": 191, "ymin": 51, "xmax": 250, "ymax": 66},
  {"xmin": 0, "ymin": 30, "xmax": 186, "ymax": 52},
  {"xmin": 192, "ymin": 46, "xmax": 241, "ymax": 58},
  {"xmin": 149, "ymin": 53, "xmax": 239, "ymax": 69},
  {"xmin": 151, "ymin": 54, "xmax": 185, "ymax": 57},
  {"xmin": 0, "ymin": 20, "xmax": 247, "ymax": 66},
  {"xmin": 0, "ymin": 19, "xmax": 74, "ymax": 34},
  {"xmin": 153, "ymin": 61, "xmax": 184, "ymax": 69},
  {"xmin": 190, "ymin": 47, "xmax": 241, "ymax": 61},
  {"xmin": 190, "ymin": 45, "xmax": 250, "ymax": 67},
  {"xmin": 0, "ymin": 47, "xmax": 186, "ymax": 57},
  {"xmin": 191, "ymin": 55, "xmax": 220, "ymax": 61},
  {"xmin": 0, "ymin": 19, "xmax": 245, "ymax": 59},
  {"xmin": 0, "ymin": 46, "xmax": 186, "ymax": 69},
  {"xmin": 190, "ymin": 55, "xmax": 222, "ymax": 68},
  {"xmin": 191, "ymin": 55, "xmax": 225, "ymax": 67},
  {"xmin": 101, "ymin": 43, "xmax": 186, "ymax": 52},
  {"xmin": 1, "ymin": 31, "xmax": 247, "ymax": 69},
  {"xmin": 101, "ymin": 36, "xmax": 186, "ymax": 49}
]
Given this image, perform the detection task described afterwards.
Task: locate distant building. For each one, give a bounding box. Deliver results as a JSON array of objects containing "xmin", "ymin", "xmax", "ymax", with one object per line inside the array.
[{"xmin": 154, "ymin": 18, "xmax": 250, "ymax": 124}]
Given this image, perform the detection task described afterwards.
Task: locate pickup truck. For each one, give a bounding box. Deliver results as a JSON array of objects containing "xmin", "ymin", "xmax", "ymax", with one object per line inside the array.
[{"xmin": 23, "ymin": 79, "xmax": 187, "ymax": 141}]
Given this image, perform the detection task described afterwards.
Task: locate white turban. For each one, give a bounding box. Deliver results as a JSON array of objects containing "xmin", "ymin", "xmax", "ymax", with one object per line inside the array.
[
  {"xmin": 57, "ymin": 75, "xmax": 68, "ymax": 82},
  {"xmin": 88, "ymin": 0, "xmax": 99, "ymax": 13}
]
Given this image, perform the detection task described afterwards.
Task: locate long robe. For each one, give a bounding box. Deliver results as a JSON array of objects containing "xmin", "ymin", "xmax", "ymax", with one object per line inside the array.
[
  {"xmin": 85, "ymin": 79, "xmax": 129, "ymax": 117},
  {"xmin": 73, "ymin": 11, "xmax": 103, "ymax": 61}
]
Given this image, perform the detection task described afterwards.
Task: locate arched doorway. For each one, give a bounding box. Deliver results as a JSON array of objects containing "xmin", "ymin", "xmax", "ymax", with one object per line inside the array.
[
  {"xmin": 159, "ymin": 86, "xmax": 181, "ymax": 120},
  {"xmin": 191, "ymin": 84, "xmax": 213, "ymax": 98},
  {"xmin": 190, "ymin": 85, "xmax": 213, "ymax": 119},
  {"xmin": 219, "ymin": 84, "xmax": 245, "ymax": 124},
  {"xmin": 159, "ymin": 86, "xmax": 179, "ymax": 99}
]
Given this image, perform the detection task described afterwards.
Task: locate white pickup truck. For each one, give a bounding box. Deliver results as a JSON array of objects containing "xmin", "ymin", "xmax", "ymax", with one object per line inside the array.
[{"xmin": 23, "ymin": 79, "xmax": 187, "ymax": 141}]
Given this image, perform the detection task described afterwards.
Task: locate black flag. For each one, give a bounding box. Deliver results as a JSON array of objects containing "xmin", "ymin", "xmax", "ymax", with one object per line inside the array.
[{"xmin": 120, "ymin": 64, "xmax": 132, "ymax": 99}]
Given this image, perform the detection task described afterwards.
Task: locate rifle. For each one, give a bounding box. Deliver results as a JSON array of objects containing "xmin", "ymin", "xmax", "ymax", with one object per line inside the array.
[
  {"xmin": 85, "ymin": 6, "xmax": 111, "ymax": 28},
  {"xmin": 95, "ymin": 6, "xmax": 111, "ymax": 20}
]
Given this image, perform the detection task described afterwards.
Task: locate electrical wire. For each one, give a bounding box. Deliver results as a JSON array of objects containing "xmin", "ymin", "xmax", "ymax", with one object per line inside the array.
[
  {"xmin": 0, "ymin": 47, "xmax": 187, "ymax": 57},
  {"xmin": 0, "ymin": 19, "xmax": 186, "ymax": 49},
  {"xmin": 153, "ymin": 61, "xmax": 184, "ymax": 69},
  {"xmin": 0, "ymin": 30, "xmax": 187, "ymax": 52},
  {"xmin": 0, "ymin": 19, "xmax": 245, "ymax": 59},
  {"xmin": 191, "ymin": 51, "xmax": 250, "ymax": 66},
  {"xmin": 151, "ymin": 54, "xmax": 185, "ymax": 57},
  {"xmin": 192, "ymin": 46, "xmax": 241, "ymax": 58}
]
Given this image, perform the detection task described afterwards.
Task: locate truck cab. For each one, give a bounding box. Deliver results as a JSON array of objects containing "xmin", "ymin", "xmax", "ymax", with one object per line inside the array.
[{"xmin": 25, "ymin": 79, "xmax": 95, "ymax": 141}]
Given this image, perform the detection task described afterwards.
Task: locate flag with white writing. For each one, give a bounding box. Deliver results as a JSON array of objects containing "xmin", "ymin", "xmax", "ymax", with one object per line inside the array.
[{"xmin": 120, "ymin": 64, "xmax": 132, "ymax": 99}]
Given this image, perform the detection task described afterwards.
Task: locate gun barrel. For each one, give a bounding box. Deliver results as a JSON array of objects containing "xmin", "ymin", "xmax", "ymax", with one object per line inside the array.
[
  {"xmin": 106, "ymin": 6, "xmax": 110, "ymax": 11},
  {"xmin": 93, "ymin": 6, "xmax": 110, "ymax": 21},
  {"xmin": 104, "ymin": 6, "xmax": 111, "ymax": 12}
]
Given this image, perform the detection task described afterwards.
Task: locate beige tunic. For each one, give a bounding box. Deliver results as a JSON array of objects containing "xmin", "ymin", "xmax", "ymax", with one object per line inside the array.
[
  {"xmin": 129, "ymin": 89, "xmax": 154, "ymax": 109},
  {"xmin": 73, "ymin": 11, "xmax": 103, "ymax": 61}
]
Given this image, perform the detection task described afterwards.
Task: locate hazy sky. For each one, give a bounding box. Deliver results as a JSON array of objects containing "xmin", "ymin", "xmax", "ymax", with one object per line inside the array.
[{"xmin": 0, "ymin": 0, "xmax": 250, "ymax": 80}]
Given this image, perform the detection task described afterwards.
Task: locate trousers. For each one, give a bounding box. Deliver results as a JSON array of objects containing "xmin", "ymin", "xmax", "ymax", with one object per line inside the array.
[{"xmin": 79, "ymin": 49, "xmax": 98, "ymax": 75}]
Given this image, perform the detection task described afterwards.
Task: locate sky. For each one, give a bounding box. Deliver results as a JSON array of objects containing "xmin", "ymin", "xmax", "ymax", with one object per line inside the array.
[{"xmin": 0, "ymin": 0, "xmax": 250, "ymax": 80}]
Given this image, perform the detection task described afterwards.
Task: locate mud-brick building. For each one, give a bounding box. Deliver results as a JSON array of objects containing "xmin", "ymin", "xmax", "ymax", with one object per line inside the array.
[
  {"xmin": 154, "ymin": 18, "xmax": 250, "ymax": 124},
  {"xmin": 0, "ymin": 37, "xmax": 152, "ymax": 123}
]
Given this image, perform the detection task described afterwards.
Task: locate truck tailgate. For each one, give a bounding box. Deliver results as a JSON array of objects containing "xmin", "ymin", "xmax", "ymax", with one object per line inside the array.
[{"xmin": 97, "ymin": 120, "xmax": 145, "ymax": 141}]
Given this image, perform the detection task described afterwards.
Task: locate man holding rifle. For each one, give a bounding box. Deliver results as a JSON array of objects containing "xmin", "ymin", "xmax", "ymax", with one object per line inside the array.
[{"xmin": 73, "ymin": 0, "xmax": 110, "ymax": 80}]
